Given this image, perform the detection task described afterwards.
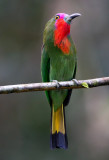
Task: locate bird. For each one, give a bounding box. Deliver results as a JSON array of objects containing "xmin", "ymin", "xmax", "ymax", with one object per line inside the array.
[{"xmin": 41, "ymin": 12, "xmax": 81, "ymax": 149}]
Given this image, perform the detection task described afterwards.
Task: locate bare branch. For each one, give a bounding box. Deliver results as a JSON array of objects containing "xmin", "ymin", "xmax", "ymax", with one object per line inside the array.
[{"xmin": 0, "ymin": 77, "xmax": 109, "ymax": 94}]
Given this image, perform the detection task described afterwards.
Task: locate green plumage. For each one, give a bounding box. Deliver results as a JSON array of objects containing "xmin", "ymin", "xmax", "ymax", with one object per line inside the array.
[
  {"xmin": 41, "ymin": 13, "xmax": 80, "ymax": 149},
  {"xmin": 41, "ymin": 16, "xmax": 77, "ymax": 111}
]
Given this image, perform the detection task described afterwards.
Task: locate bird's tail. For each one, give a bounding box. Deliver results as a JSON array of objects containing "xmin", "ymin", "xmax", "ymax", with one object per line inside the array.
[{"xmin": 50, "ymin": 104, "xmax": 68, "ymax": 149}]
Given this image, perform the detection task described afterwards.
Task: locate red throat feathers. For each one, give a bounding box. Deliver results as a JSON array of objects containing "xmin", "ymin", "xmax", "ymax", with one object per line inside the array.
[{"xmin": 54, "ymin": 18, "xmax": 71, "ymax": 54}]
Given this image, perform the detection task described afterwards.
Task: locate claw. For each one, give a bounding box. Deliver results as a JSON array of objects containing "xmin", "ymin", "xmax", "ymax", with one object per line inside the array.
[
  {"xmin": 51, "ymin": 80, "xmax": 60, "ymax": 89},
  {"xmin": 71, "ymin": 79, "xmax": 78, "ymax": 85}
]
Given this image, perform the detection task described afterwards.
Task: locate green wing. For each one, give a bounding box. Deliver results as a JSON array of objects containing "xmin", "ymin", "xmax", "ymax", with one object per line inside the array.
[{"xmin": 41, "ymin": 46, "xmax": 52, "ymax": 106}]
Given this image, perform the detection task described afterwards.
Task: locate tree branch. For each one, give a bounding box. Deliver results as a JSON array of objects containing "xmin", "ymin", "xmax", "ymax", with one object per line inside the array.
[{"xmin": 0, "ymin": 77, "xmax": 109, "ymax": 94}]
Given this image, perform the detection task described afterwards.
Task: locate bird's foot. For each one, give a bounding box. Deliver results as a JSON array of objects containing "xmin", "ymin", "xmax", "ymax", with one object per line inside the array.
[
  {"xmin": 51, "ymin": 80, "xmax": 60, "ymax": 89},
  {"xmin": 71, "ymin": 79, "xmax": 78, "ymax": 85}
]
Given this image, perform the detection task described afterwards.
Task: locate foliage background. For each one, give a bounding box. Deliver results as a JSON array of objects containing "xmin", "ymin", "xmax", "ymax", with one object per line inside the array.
[{"xmin": 0, "ymin": 0, "xmax": 109, "ymax": 159}]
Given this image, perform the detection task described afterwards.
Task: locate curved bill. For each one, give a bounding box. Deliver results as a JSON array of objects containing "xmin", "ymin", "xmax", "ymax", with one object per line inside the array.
[{"xmin": 66, "ymin": 13, "xmax": 81, "ymax": 23}]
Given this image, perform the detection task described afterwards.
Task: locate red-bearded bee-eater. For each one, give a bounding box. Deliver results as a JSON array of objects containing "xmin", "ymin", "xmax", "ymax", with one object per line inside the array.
[{"xmin": 41, "ymin": 13, "xmax": 81, "ymax": 149}]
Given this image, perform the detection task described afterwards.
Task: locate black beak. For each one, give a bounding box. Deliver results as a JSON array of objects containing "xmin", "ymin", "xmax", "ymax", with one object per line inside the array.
[{"xmin": 66, "ymin": 13, "xmax": 81, "ymax": 23}]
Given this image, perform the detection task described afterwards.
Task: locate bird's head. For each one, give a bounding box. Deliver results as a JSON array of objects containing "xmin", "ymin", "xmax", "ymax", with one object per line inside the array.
[{"xmin": 43, "ymin": 13, "xmax": 81, "ymax": 50}]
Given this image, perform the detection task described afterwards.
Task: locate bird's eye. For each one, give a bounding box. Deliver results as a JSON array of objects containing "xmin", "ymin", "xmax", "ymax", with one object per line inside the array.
[{"xmin": 55, "ymin": 15, "xmax": 60, "ymax": 20}]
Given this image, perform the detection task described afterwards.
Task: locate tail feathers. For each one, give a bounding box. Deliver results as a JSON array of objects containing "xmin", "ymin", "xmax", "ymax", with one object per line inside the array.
[
  {"xmin": 51, "ymin": 104, "xmax": 68, "ymax": 149},
  {"xmin": 50, "ymin": 132, "xmax": 68, "ymax": 149}
]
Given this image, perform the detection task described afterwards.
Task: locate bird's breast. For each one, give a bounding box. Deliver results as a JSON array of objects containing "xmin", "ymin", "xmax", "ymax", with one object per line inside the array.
[
  {"xmin": 50, "ymin": 54, "xmax": 75, "ymax": 81},
  {"xmin": 54, "ymin": 37, "xmax": 71, "ymax": 54}
]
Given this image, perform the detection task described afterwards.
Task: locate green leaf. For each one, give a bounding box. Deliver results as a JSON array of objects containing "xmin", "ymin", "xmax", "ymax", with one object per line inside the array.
[{"xmin": 82, "ymin": 82, "xmax": 89, "ymax": 88}]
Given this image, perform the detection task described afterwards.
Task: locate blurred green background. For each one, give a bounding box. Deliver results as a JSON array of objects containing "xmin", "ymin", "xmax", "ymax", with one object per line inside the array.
[{"xmin": 0, "ymin": 0, "xmax": 109, "ymax": 160}]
